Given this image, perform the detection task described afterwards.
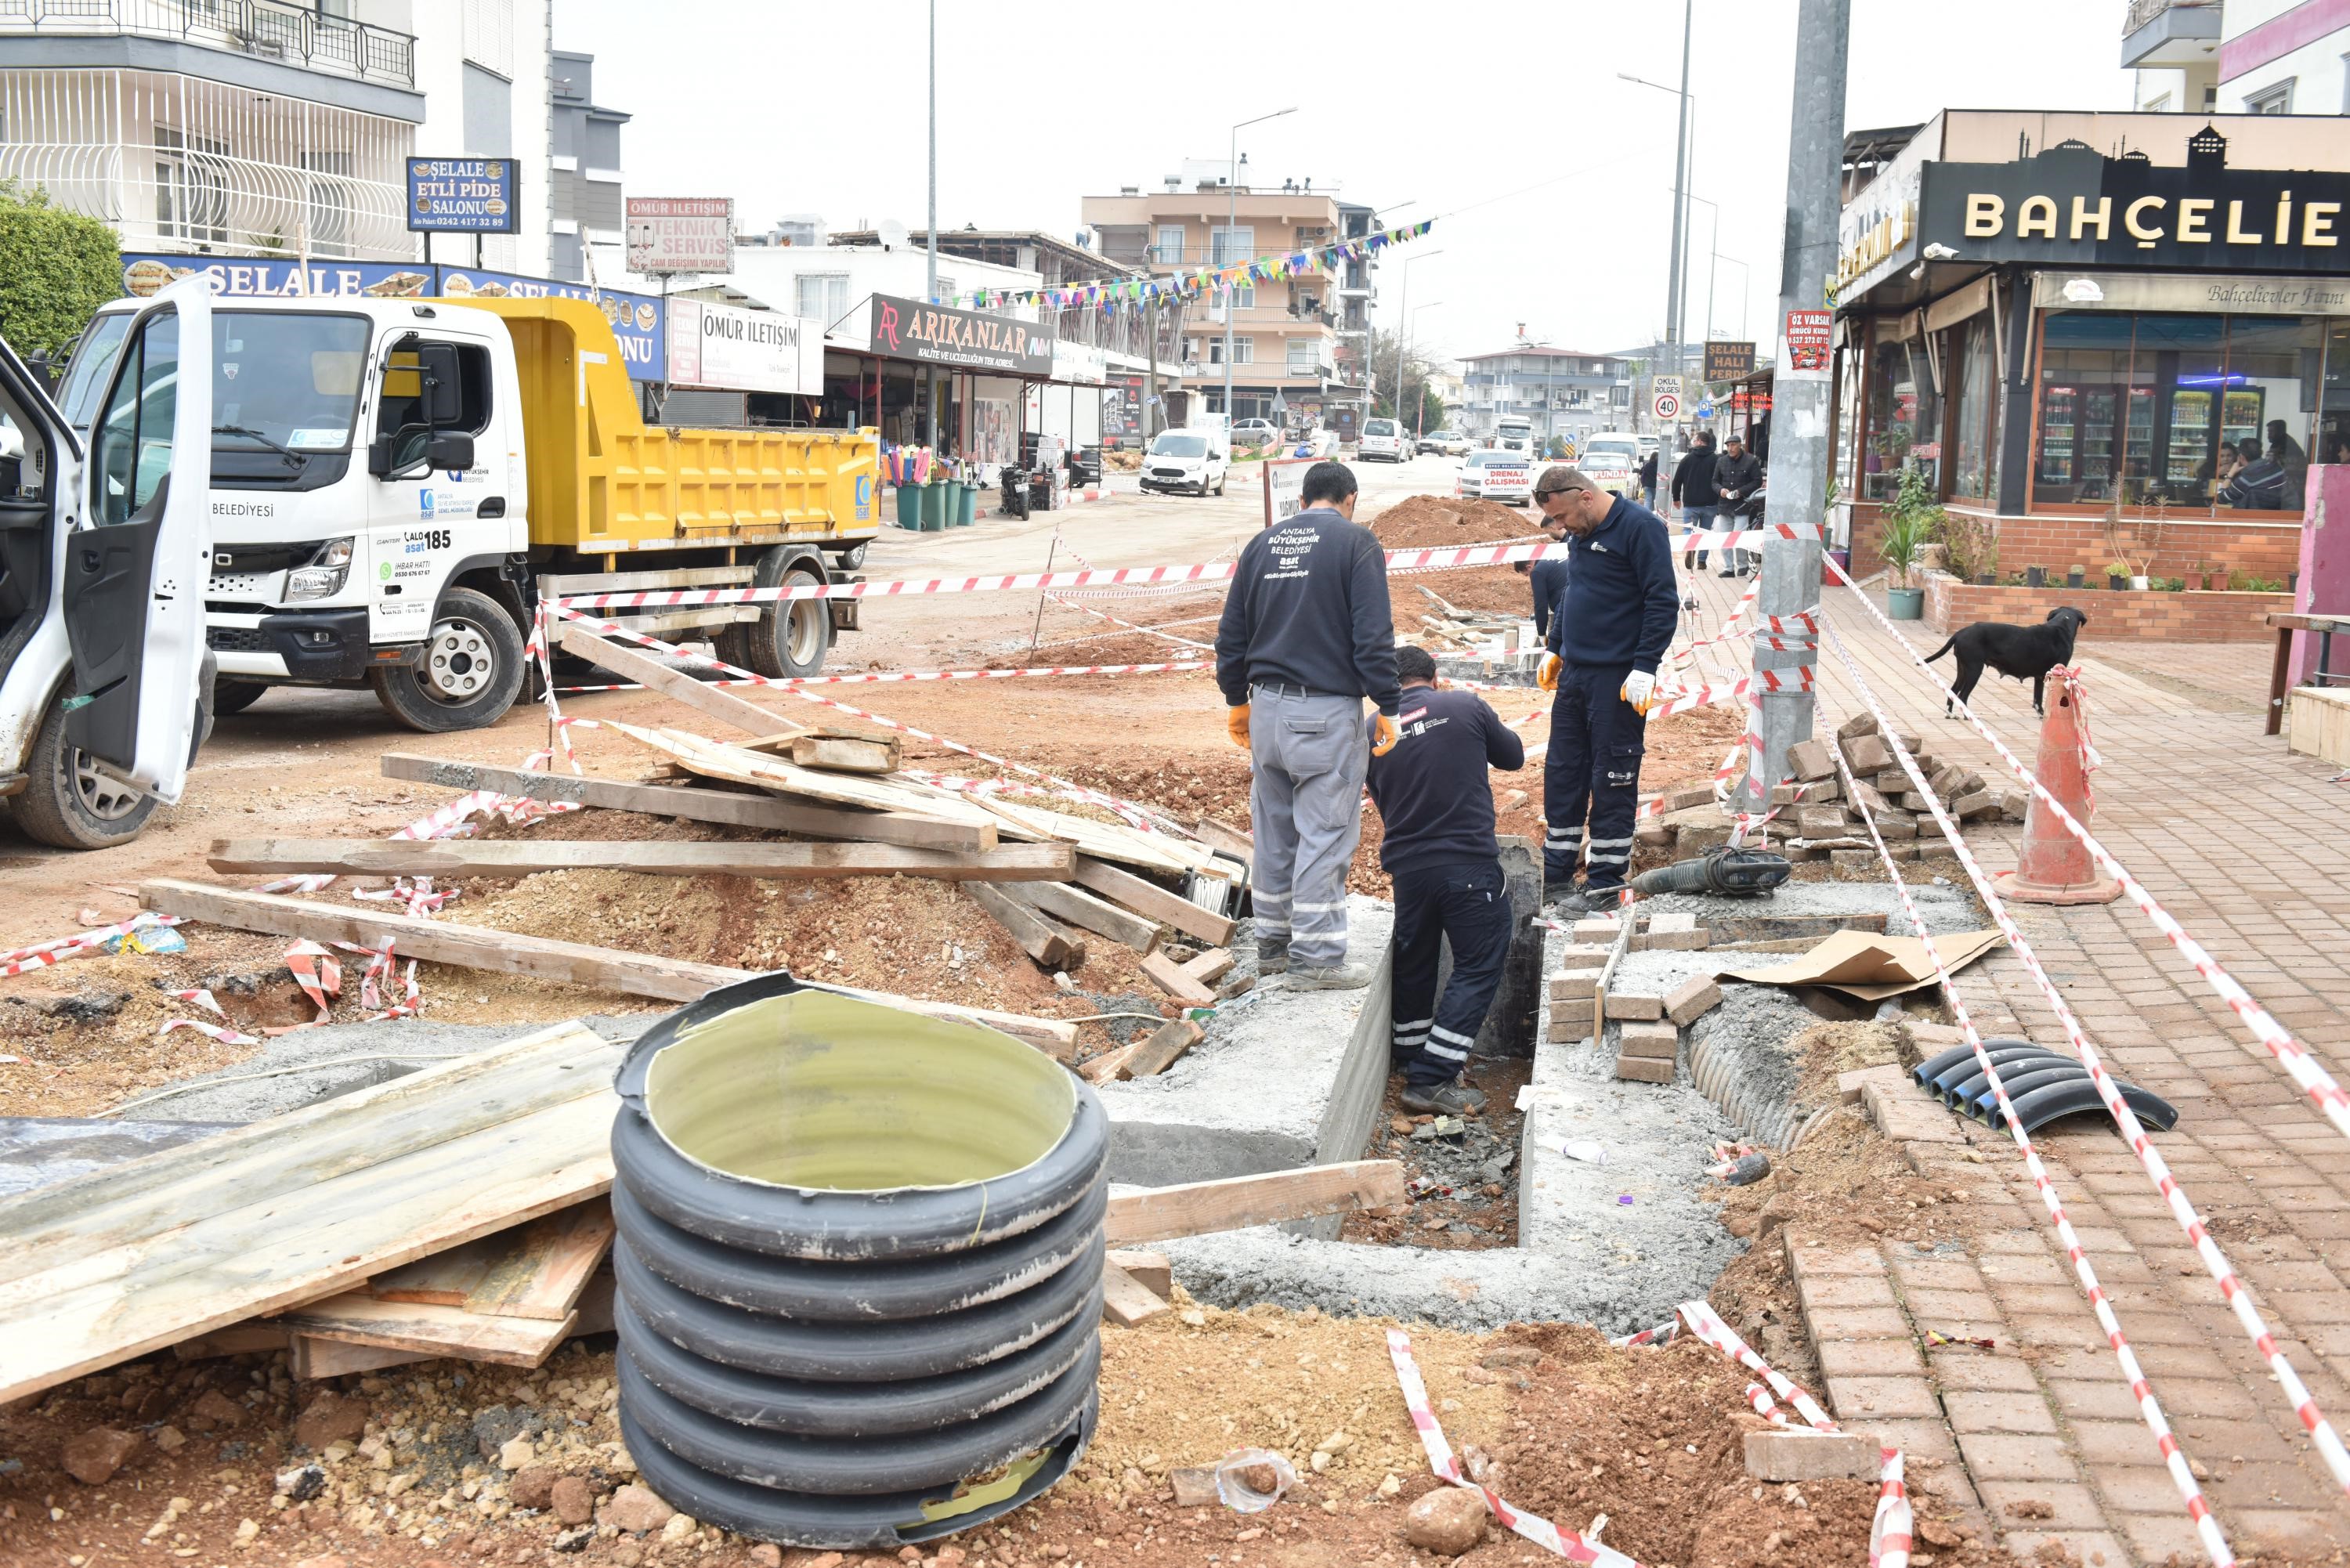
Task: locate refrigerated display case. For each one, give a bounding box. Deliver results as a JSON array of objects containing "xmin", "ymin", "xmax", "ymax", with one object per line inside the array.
[
  {"xmin": 2167, "ymin": 389, "xmax": 2212, "ymax": 485},
  {"xmin": 2037, "ymin": 387, "xmax": 2075, "ymax": 485},
  {"xmin": 2222, "ymin": 388, "xmax": 2265, "ymax": 462}
]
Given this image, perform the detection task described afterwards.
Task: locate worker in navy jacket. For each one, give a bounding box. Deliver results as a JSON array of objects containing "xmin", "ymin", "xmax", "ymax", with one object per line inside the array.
[
  {"xmin": 1532, "ymin": 467, "xmax": 1679, "ymax": 912},
  {"xmin": 1513, "ymin": 506, "xmax": 1571, "ymax": 641},
  {"xmin": 1365, "ymin": 645, "xmax": 1526, "ymax": 1116}
]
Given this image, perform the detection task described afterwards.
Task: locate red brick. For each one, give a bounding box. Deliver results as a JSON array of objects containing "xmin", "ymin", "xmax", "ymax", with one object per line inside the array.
[
  {"xmin": 1824, "ymin": 1375, "xmax": 1940, "ymax": 1420},
  {"xmin": 1975, "ymin": 1480, "xmax": 2109, "ymax": 1530},
  {"xmin": 1940, "ymin": 1390, "xmax": 2056, "ymax": 1434},
  {"xmin": 1954, "ymin": 1432, "xmax": 2076, "ymax": 1479},
  {"xmin": 1814, "ymin": 1337, "xmax": 1926, "ymax": 1378},
  {"xmin": 1796, "ymin": 1273, "xmax": 1899, "ymax": 1312},
  {"xmin": 1929, "ymin": 1353, "xmax": 2040, "ymax": 1393}
]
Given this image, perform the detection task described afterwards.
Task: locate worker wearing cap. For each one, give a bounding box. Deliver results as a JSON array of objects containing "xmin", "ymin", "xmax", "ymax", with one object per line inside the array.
[
  {"xmin": 1216, "ymin": 461, "xmax": 1400, "ymax": 990},
  {"xmin": 1532, "ymin": 467, "xmax": 1679, "ymax": 912},
  {"xmin": 1365, "ymin": 645, "xmax": 1526, "ymax": 1115}
]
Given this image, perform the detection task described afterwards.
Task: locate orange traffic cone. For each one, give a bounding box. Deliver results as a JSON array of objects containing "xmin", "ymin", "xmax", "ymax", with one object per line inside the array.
[{"xmin": 1991, "ymin": 667, "xmax": 2120, "ymax": 905}]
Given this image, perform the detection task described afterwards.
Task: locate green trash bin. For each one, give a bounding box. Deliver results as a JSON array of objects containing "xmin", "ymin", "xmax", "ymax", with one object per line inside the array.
[
  {"xmin": 894, "ymin": 484, "xmax": 923, "ymax": 529},
  {"xmin": 956, "ymin": 482, "xmax": 980, "ymax": 526},
  {"xmin": 921, "ymin": 481, "xmax": 949, "ymax": 530}
]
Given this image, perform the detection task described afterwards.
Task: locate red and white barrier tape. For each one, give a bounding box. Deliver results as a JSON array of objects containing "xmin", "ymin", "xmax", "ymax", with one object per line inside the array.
[
  {"xmin": 1045, "ymin": 594, "xmax": 1216, "ymax": 652},
  {"xmin": 0, "ymin": 913, "xmax": 186, "ymax": 980},
  {"xmin": 158, "ymin": 1017, "xmax": 262, "ymax": 1046},
  {"xmin": 1609, "ymin": 1316, "xmax": 1682, "ymax": 1349},
  {"xmin": 1869, "ymin": 1447, "xmax": 1912, "ymax": 1568},
  {"xmin": 1821, "ymin": 616, "xmax": 2350, "ymax": 1516},
  {"xmin": 1650, "ymin": 667, "xmax": 1814, "ymax": 721},
  {"xmin": 1676, "ymin": 1302, "xmax": 1839, "ymax": 1430},
  {"xmin": 1819, "ymin": 553, "xmax": 2350, "ymax": 1147},
  {"xmin": 1386, "ymin": 1328, "xmax": 1640, "ymax": 1567},
  {"xmin": 282, "ymin": 939, "xmax": 340, "ymax": 1025},
  {"xmin": 1744, "ymin": 1382, "xmax": 1789, "ymax": 1426}
]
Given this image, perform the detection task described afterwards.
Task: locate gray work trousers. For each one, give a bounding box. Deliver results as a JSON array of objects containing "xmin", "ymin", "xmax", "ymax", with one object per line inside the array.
[{"xmin": 1247, "ymin": 685, "xmax": 1368, "ymax": 969}]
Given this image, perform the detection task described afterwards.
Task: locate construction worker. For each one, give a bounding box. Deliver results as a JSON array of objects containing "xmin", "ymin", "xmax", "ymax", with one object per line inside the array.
[
  {"xmin": 1532, "ymin": 467, "xmax": 1678, "ymax": 912},
  {"xmin": 1216, "ymin": 461, "xmax": 1400, "ymax": 988},
  {"xmin": 1511, "ymin": 504, "xmax": 1571, "ymax": 642},
  {"xmin": 1365, "ymin": 645, "xmax": 1526, "ymax": 1115}
]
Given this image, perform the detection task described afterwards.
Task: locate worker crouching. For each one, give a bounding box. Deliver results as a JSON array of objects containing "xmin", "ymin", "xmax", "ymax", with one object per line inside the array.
[{"xmin": 1365, "ymin": 645, "xmax": 1528, "ymax": 1115}]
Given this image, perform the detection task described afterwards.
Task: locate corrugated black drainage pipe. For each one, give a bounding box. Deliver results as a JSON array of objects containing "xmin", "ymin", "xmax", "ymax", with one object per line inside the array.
[{"xmin": 609, "ymin": 972, "xmax": 1107, "ymax": 1549}]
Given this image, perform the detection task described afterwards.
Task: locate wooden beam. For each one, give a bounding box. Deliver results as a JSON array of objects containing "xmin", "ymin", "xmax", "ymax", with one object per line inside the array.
[
  {"xmin": 1008, "ymin": 882, "xmax": 1161, "ymax": 953},
  {"xmin": 1071, "ymin": 858, "xmax": 1236, "ymax": 947},
  {"xmin": 206, "ymin": 838, "xmax": 1075, "ymax": 883},
  {"xmin": 171, "ymin": 1323, "xmax": 292, "ymax": 1361},
  {"xmin": 1179, "ymin": 948, "xmax": 1235, "ymax": 985},
  {"xmin": 1120, "ymin": 1018, "xmax": 1202, "ymax": 1078},
  {"xmin": 1104, "ymin": 1160, "xmax": 1408, "ymax": 1245},
  {"xmin": 1077, "ymin": 1043, "xmax": 1140, "ymax": 1086},
  {"xmin": 1106, "ymin": 1248, "xmax": 1171, "ymax": 1298},
  {"xmin": 379, "ymin": 753, "xmax": 992, "ymax": 852},
  {"xmin": 291, "ymin": 1336, "xmax": 431, "ymax": 1380},
  {"xmin": 1141, "ymin": 951, "xmax": 1217, "ymax": 1007},
  {"xmin": 612, "ymin": 723, "xmax": 1000, "ymax": 828},
  {"xmin": 272, "ymin": 1293, "xmax": 577, "ymax": 1369},
  {"xmin": 1192, "ymin": 816, "xmax": 1256, "ymax": 867},
  {"xmin": 365, "ymin": 1198, "xmax": 613, "ymax": 1323},
  {"xmin": 137, "ymin": 880, "xmax": 1078, "ymax": 1051},
  {"xmin": 555, "ymin": 620, "xmax": 804, "ymax": 738},
  {"xmin": 964, "ymin": 883, "xmax": 1084, "ymax": 970},
  {"xmin": 1099, "ymin": 1260, "xmax": 1170, "ymax": 1328},
  {"xmin": 789, "ymin": 735, "xmax": 896, "ymax": 775}
]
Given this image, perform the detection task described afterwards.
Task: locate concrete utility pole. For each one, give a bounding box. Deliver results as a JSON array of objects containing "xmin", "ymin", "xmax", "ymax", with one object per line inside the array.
[
  {"xmin": 924, "ymin": 0, "xmax": 939, "ymax": 451},
  {"xmin": 1742, "ymin": 0, "xmax": 1848, "ymax": 813},
  {"xmin": 1664, "ymin": 5, "xmax": 1692, "ymax": 474}
]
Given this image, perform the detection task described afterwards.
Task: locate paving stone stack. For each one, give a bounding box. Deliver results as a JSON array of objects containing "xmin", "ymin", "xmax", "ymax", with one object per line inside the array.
[{"xmin": 1542, "ymin": 911, "xmax": 1725, "ymax": 1083}]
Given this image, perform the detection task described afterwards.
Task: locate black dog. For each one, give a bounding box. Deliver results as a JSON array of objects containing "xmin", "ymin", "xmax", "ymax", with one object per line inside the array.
[{"xmin": 1923, "ymin": 607, "xmax": 2087, "ymax": 716}]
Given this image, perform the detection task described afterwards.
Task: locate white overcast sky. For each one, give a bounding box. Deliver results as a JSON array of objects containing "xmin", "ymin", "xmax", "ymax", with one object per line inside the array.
[{"xmin": 558, "ymin": 0, "xmax": 2134, "ymax": 364}]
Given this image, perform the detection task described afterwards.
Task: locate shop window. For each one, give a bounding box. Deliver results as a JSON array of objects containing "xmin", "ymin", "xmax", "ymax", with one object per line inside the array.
[
  {"xmin": 2032, "ymin": 310, "xmax": 2323, "ymax": 514},
  {"xmin": 1863, "ymin": 333, "xmax": 1940, "ymax": 501},
  {"xmin": 1951, "ymin": 316, "xmax": 2001, "ymax": 501}
]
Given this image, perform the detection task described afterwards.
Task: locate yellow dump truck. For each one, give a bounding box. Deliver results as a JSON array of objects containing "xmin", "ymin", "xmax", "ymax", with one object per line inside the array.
[{"xmin": 61, "ymin": 293, "xmax": 877, "ymax": 732}]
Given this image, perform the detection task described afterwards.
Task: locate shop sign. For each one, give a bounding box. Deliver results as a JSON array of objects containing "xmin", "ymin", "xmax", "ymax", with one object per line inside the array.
[
  {"xmin": 867, "ymin": 293, "xmax": 1054, "ymax": 375},
  {"xmin": 406, "ymin": 157, "xmax": 517, "ymax": 233},
  {"xmin": 2028, "ymin": 270, "xmax": 2350, "ymax": 316},
  {"xmin": 627, "ymin": 197, "xmax": 735, "ymax": 275},
  {"xmin": 1703, "ymin": 340, "xmax": 1755, "ymax": 381},
  {"xmin": 1835, "ymin": 134, "xmax": 1926, "ymax": 299},
  {"xmin": 1050, "ymin": 340, "xmax": 1108, "ymax": 385},
  {"xmin": 1918, "ymin": 127, "xmax": 2350, "ymax": 274},
  {"xmin": 667, "ymin": 298, "xmax": 820, "ymax": 394},
  {"xmin": 119, "ymin": 253, "xmax": 666, "ymax": 383},
  {"xmin": 1784, "ymin": 309, "xmax": 1832, "ymax": 373},
  {"xmin": 1102, "ymin": 374, "xmax": 1144, "ymax": 443}
]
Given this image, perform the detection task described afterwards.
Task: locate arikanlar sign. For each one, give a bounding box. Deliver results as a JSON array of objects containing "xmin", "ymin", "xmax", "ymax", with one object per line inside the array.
[
  {"xmin": 1917, "ymin": 125, "xmax": 2350, "ymax": 273},
  {"xmin": 866, "ymin": 294, "xmax": 1054, "ymax": 375}
]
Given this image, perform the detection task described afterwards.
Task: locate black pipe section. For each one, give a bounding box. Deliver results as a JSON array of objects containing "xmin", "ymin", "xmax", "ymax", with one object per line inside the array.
[{"xmin": 1914, "ymin": 1039, "xmax": 2041, "ymax": 1093}]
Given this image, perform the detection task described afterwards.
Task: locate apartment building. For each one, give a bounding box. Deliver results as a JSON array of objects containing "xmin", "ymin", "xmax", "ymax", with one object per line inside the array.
[
  {"xmin": 1456, "ymin": 346, "xmax": 1635, "ymax": 448},
  {"xmin": 548, "ymin": 49, "xmax": 626, "ymax": 281},
  {"xmin": 2126, "ymin": 0, "xmax": 2350, "ymax": 116},
  {"xmin": 1082, "ymin": 164, "xmax": 1379, "ymax": 429},
  {"xmin": 0, "ymin": 0, "xmax": 562, "ymax": 274}
]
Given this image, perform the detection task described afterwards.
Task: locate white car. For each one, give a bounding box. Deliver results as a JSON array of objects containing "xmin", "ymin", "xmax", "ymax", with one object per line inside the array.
[
  {"xmin": 1139, "ymin": 429, "xmax": 1229, "ymax": 497},
  {"xmin": 1578, "ymin": 434, "xmax": 1643, "ymax": 497},
  {"xmin": 1358, "ymin": 417, "xmax": 1408, "ymax": 462},
  {"xmin": 0, "ymin": 277, "xmax": 217, "ymax": 847},
  {"xmin": 1230, "ymin": 418, "xmax": 1278, "ymax": 448},
  {"xmin": 1456, "ymin": 450, "xmax": 1532, "ymax": 504},
  {"xmin": 1419, "ymin": 429, "xmax": 1472, "ymax": 457}
]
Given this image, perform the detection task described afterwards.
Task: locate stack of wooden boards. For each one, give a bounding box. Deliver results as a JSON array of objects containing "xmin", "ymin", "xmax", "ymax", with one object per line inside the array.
[{"xmin": 0, "ymin": 1021, "xmax": 1406, "ymax": 1401}]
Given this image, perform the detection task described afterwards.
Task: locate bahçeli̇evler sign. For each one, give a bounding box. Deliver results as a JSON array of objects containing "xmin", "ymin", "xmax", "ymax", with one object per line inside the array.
[
  {"xmin": 866, "ymin": 294, "xmax": 1054, "ymax": 376},
  {"xmin": 1916, "ymin": 125, "xmax": 2350, "ymax": 273}
]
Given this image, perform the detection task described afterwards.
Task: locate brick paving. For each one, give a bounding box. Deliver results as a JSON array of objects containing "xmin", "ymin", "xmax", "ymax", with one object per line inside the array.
[{"xmin": 1678, "ymin": 566, "xmax": 2350, "ymax": 1563}]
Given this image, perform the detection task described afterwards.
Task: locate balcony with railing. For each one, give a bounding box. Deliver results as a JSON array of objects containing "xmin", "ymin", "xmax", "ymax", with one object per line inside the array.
[
  {"xmin": 0, "ymin": 0, "xmax": 418, "ymax": 89},
  {"xmin": 2120, "ymin": 0, "xmax": 2220, "ymax": 67}
]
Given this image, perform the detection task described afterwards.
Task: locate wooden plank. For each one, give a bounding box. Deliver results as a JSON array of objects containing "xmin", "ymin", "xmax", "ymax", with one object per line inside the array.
[
  {"xmin": 1078, "ymin": 1043, "xmax": 1141, "ymax": 1086},
  {"xmin": 138, "ymin": 879, "xmax": 1079, "ymax": 1052},
  {"xmin": 379, "ymin": 753, "xmax": 994, "ymax": 852},
  {"xmin": 613, "ymin": 723, "xmax": 1000, "ymax": 829},
  {"xmin": 1701, "ymin": 911, "xmax": 1889, "ymax": 943},
  {"xmin": 1099, "ymin": 1260, "xmax": 1170, "ymax": 1328},
  {"xmin": 273, "ymin": 1293, "xmax": 577, "ymax": 1369},
  {"xmin": 1105, "ymin": 1248, "xmax": 1171, "ymax": 1298},
  {"xmin": 1141, "ymin": 951, "xmax": 1217, "ymax": 1007},
  {"xmin": 1192, "ymin": 816, "xmax": 1256, "ymax": 867},
  {"xmin": 965, "ymin": 883, "xmax": 1084, "ymax": 970},
  {"xmin": 789, "ymin": 735, "xmax": 897, "ymax": 775},
  {"xmin": 1593, "ymin": 916, "xmax": 1634, "ymax": 1047},
  {"xmin": 172, "ymin": 1323, "xmax": 293, "ymax": 1361},
  {"xmin": 971, "ymin": 795, "xmax": 1207, "ymax": 878},
  {"xmin": 1179, "ymin": 948, "xmax": 1235, "ymax": 985},
  {"xmin": 555, "ymin": 620, "xmax": 804, "ymax": 738},
  {"xmin": 292, "ymin": 1335, "xmax": 432, "ymax": 1380},
  {"xmin": 1009, "ymin": 882, "xmax": 1162, "ymax": 953},
  {"xmin": 1071, "ymin": 858, "xmax": 1237, "ymax": 947},
  {"xmin": 1120, "ymin": 1018, "xmax": 1202, "ymax": 1078},
  {"xmin": 465, "ymin": 1200, "xmax": 614, "ymax": 1321},
  {"xmin": 206, "ymin": 837, "xmax": 1074, "ymax": 883},
  {"xmin": 1104, "ymin": 1160, "xmax": 1408, "ymax": 1246}
]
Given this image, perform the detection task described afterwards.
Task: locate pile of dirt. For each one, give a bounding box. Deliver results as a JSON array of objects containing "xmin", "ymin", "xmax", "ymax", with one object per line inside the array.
[{"xmin": 1370, "ymin": 494, "xmax": 1546, "ymax": 617}]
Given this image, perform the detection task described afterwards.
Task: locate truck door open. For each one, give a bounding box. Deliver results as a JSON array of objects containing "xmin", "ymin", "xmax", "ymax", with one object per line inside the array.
[{"xmin": 67, "ymin": 276, "xmax": 213, "ymax": 804}]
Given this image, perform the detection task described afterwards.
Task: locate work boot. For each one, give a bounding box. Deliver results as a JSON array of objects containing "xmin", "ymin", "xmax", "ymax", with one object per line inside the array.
[
  {"xmin": 1401, "ymin": 1081, "xmax": 1490, "ymax": 1116},
  {"xmin": 1256, "ymin": 938, "xmax": 1289, "ymax": 975},
  {"xmin": 1682, "ymin": 551, "xmax": 1695, "ymax": 569},
  {"xmin": 1718, "ymin": 567, "xmax": 1736, "ymax": 578},
  {"xmin": 1543, "ymin": 877, "xmax": 1589, "ymax": 909},
  {"xmin": 1288, "ymin": 961, "xmax": 1374, "ymax": 991}
]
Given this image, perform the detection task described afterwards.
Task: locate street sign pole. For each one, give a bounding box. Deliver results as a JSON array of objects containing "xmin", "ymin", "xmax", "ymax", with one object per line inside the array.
[{"xmin": 1744, "ymin": 0, "xmax": 1849, "ymax": 815}]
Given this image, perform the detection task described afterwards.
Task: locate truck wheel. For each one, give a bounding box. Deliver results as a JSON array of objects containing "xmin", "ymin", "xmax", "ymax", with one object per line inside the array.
[
  {"xmin": 831, "ymin": 541, "xmax": 869, "ymax": 571},
  {"xmin": 13, "ymin": 696, "xmax": 158, "ymax": 851},
  {"xmin": 212, "ymin": 680, "xmax": 268, "ymax": 717},
  {"xmin": 720, "ymin": 549, "xmax": 830, "ymax": 680},
  {"xmin": 368, "ymin": 587, "xmax": 526, "ymax": 733}
]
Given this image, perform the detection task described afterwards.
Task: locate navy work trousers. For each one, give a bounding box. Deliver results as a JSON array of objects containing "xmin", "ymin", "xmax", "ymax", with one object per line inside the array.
[
  {"xmin": 1542, "ymin": 660, "xmax": 1649, "ymax": 891},
  {"xmin": 1389, "ymin": 859, "xmax": 1513, "ymax": 1089}
]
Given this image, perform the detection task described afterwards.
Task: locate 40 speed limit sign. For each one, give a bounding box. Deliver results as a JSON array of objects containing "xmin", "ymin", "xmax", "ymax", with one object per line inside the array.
[{"xmin": 1652, "ymin": 390, "xmax": 1681, "ymax": 421}]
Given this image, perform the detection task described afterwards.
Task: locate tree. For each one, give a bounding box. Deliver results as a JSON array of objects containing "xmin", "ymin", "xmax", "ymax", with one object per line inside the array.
[
  {"xmin": 1366, "ymin": 328, "xmax": 1447, "ymax": 434},
  {"xmin": 0, "ymin": 182, "xmax": 122, "ymax": 362}
]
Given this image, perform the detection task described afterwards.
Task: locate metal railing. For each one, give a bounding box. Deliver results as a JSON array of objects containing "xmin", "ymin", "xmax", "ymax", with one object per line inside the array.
[
  {"xmin": 2121, "ymin": 0, "xmax": 2215, "ymax": 37},
  {"xmin": 0, "ymin": 0, "xmax": 417, "ymax": 88}
]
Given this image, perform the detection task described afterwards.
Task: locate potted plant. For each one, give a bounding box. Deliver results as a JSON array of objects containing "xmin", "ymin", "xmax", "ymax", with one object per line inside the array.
[
  {"xmin": 2066, "ymin": 564, "xmax": 2086, "ymax": 588},
  {"xmin": 2025, "ymin": 565, "xmax": 2048, "ymax": 588},
  {"xmin": 2106, "ymin": 561, "xmax": 2129, "ymax": 591},
  {"xmin": 1878, "ymin": 504, "xmax": 1929, "ymax": 620}
]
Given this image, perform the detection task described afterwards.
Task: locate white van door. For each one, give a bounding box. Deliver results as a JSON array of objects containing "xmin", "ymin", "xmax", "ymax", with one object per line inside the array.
[{"xmin": 67, "ymin": 275, "xmax": 213, "ymax": 803}]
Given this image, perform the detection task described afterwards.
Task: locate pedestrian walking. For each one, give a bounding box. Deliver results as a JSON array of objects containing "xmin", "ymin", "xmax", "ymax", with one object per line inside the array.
[
  {"xmin": 1532, "ymin": 467, "xmax": 1678, "ymax": 910},
  {"xmin": 1711, "ymin": 435, "xmax": 1762, "ymax": 578},
  {"xmin": 1637, "ymin": 447, "xmax": 1660, "ymax": 510},
  {"xmin": 1365, "ymin": 645, "xmax": 1526, "ymax": 1115},
  {"xmin": 1671, "ymin": 432, "xmax": 1719, "ymax": 570},
  {"xmin": 1216, "ymin": 461, "xmax": 1400, "ymax": 988}
]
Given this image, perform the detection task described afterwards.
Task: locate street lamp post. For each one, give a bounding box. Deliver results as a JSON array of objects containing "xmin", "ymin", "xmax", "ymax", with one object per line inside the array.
[
  {"xmin": 1383, "ymin": 247, "xmax": 1442, "ymax": 424},
  {"xmin": 1224, "ymin": 107, "xmax": 1296, "ymax": 427},
  {"xmin": 1405, "ymin": 300, "xmax": 1443, "ymax": 441},
  {"xmin": 1622, "ymin": 16, "xmax": 1694, "ymax": 442}
]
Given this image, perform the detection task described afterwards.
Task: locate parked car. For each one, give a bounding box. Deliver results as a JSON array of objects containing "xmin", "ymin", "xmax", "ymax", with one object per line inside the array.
[
  {"xmin": 1359, "ymin": 417, "xmax": 1408, "ymax": 462},
  {"xmin": 1230, "ymin": 418, "xmax": 1278, "ymax": 448},
  {"xmin": 1419, "ymin": 428, "xmax": 1471, "ymax": 457},
  {"xmin": 1578, "ymin": 434, "xmax": 1643, "ymax": 497},
  {"xmin": 1139, "ymin": 428, "xmax": 1229, "ymax": 496},
  {"xmin": 1456, "ymin": 449, "xmax": 1533, "ymax": 504}
]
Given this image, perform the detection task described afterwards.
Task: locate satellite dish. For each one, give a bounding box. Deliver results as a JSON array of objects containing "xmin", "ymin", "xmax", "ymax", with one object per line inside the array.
[{"xmin": 877, "ymin": 219, "xmax": 909, "ymax": 251}]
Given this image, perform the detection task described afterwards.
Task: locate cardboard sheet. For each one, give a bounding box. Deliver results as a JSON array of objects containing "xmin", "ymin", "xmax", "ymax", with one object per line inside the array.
[{"xmin": 1718, "ymin": 927, "xmax": 2004, "ymax": 1001}]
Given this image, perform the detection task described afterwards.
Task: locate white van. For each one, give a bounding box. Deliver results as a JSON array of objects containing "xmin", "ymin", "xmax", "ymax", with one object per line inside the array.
[
  {"xmin": 1359, "ymin": 417, "xmax": 1407, "ymax": 462},
  {"xmin": 1140, "ymin": 428, "xmax": 1229, "ymax": 497}
]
